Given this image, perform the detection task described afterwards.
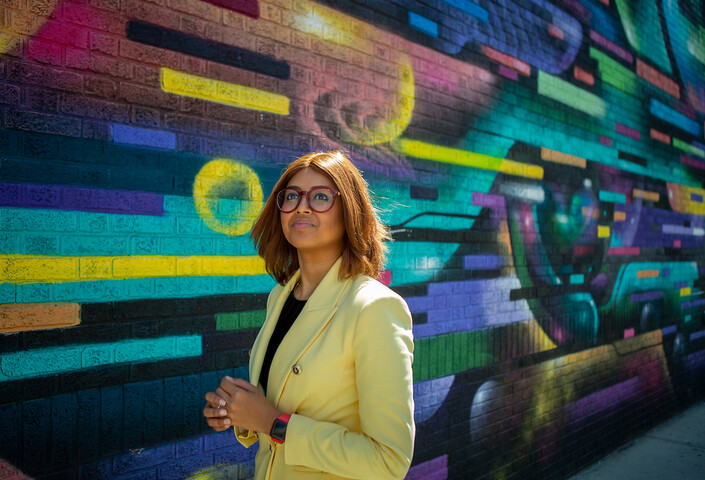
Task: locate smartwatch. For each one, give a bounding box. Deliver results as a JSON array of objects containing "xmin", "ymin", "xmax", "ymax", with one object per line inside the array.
[{"xmin": 270, "ymin": 413, "xmax": 291, "ymax": 444}]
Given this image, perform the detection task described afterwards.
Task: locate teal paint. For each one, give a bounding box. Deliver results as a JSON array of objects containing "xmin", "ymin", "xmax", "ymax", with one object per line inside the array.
[
  {"xmin": 570, "ymin": 274, "xmax": 585, "ymax": 285},
  {"xmin": 599, "ymin": 190, "xmax": 627, "ymax": 204},
  {"xmin": 0, "ymin": 335, "xmax": 202, "ymax": 382},
  {"xmin": 650, "ymin": 99, "xmax": 702, "ymax": 136}
]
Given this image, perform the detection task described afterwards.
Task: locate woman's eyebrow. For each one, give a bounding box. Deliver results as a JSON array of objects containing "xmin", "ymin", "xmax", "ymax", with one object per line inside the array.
[{"xmin": 285, "ymin": 185, "xmax": 332, "ymax": 189}]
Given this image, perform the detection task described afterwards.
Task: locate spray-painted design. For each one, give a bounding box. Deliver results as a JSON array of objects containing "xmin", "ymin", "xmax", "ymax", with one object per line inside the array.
[{"xmin": 0, "ymin": 0, "xmax": 704, "ymax": 479}]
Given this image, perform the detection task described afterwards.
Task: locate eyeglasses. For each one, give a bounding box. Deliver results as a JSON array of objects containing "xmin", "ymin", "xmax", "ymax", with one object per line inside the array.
[{"xmin": 275, "ymin": 187, "xmax": 340, "ymax": 213}]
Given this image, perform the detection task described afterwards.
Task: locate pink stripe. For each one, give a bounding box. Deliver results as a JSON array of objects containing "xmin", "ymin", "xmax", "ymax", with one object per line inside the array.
[
  {"xmin": 616, "ymin": 122, "xmax": 641, "ymax": 140},
  {"xmin": 600, "ymin": 136, "xmax": 612, "ymax": 147},
  {"xmin": 574, "ymin": 246, "xmax": 595, "ymax": 256},
  {"xmin": 590, "ymin": 30, "xmax": 634, "ymax": 63},
  {"xmin": 608, "ymin": 246, "xmax": 641, "ymax": 255},
  {"xmin": 680, "ymin": 155, "xmax": 705, "ymax": 170}
]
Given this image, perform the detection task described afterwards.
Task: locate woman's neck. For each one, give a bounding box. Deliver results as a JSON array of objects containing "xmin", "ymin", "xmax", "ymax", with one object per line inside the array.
[{"xmin": 294, "ymin": 248, "xmax": 342, "ymax": 300}]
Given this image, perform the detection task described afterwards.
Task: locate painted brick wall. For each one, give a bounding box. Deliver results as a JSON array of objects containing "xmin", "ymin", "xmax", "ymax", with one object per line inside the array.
[{"xmin": 1, "ymin": 0, "xmax": 704, "ymax": 479}]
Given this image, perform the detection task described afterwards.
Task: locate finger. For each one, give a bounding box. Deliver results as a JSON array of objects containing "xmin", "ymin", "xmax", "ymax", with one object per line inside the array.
[
  {"xmin": 226, "ymin": 377, "xmax": 258, "ymax": 393},
  {"xmin": 204, "ymin": 392, "xmax": 225, "ymax": 407},
  {"xmin": 219, "ymin": 379, "xmax": 244, "ymax": 396},
  {"xmin": 207, "ymin": 417, "xmax": 231, "ymax": 429},
  {"xmin": 215, "ymin": 386, "xmax": 233, "ymax": 400},
  {"xmin": 203, "ymin": 406, "xmax": 227, "ymax": 418}
]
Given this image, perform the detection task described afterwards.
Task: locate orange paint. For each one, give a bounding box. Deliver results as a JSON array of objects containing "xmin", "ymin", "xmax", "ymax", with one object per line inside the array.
[
  {"xmin": 636, "ymin": 269, "xmax": 659, "ymax": 279},
  {"xmin": 0, "ymin": 303, "xmax": 81, "ymax": 333}
]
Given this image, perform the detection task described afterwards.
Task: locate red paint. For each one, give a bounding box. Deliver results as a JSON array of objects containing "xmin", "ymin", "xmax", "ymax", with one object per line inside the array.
[
  {"xmin": 201, "ymin": 0, "xmax": 260, "ymax": 19},
  {"xmin": 608, "ymin": 247, "xmax": 641, "ymax": 256}
]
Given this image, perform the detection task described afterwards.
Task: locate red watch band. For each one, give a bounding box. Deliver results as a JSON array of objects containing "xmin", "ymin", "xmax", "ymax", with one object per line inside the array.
[{"xmin": 270, "ymin": 413, "xmax": 291, "ymax": 444}]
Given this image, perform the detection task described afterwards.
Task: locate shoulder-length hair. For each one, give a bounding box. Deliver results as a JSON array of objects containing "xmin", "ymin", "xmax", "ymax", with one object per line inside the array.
[{"xmin": 250, "ymin": 151, "xmax": 390, "ymax": 285}]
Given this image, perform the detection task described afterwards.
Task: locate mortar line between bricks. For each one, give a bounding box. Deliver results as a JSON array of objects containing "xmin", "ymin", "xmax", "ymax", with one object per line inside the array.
[{"xmin": 644, "ymin": 435, "xmax": 705, "ymax": 450}]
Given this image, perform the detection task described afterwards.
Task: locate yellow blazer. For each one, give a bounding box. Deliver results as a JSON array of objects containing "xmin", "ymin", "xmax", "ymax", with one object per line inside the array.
[{"xmin": 234, "ymin": 257, "xmax": 415, "ymax": 480}]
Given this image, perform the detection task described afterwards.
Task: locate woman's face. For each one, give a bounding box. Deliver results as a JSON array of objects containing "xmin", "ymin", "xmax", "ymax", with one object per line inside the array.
[{"xmin": 280, "ymin": 167, "xmax": 345, "ymax": 256}]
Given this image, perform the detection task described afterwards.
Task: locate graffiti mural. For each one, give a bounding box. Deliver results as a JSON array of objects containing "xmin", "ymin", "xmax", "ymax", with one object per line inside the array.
[{"xmin": 1, "ymin": 0, "xmax": 704, "ymax": 478}]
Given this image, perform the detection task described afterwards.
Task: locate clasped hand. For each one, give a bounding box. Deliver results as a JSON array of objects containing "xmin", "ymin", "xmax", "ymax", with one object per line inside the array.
[{"xmin": 203, "ymin": 376, "xmax": 282, "ymax": 434}]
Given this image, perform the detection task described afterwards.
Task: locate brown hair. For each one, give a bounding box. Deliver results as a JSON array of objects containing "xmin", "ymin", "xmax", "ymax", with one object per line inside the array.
[{"xmin": 250, "ymin": 151, "xmax": 390, "ymax": 285}]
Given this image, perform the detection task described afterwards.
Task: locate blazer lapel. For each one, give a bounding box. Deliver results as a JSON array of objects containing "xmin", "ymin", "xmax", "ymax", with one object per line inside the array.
[
  {"xmin": 267, "ymin": 257, "xmax": 351, "ymax": 407},
  {"xmin": 249, "ymin": 270, "xmax": 301, "ymax": 389}
]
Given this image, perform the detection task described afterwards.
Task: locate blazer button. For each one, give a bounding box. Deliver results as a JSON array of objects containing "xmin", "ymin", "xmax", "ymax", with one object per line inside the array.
[
  {"xmin": 292, "ymin": 364, "xmax": 302, "ymax": 375},
  {"xmin": 269, "ymin": 444, "xmax": 273, "ymax": 452}
]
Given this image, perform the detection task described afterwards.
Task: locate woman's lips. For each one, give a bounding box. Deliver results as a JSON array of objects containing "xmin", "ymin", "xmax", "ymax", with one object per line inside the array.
[{"xmin": 292, "ymin": 220, "xmax": 314, "ymax": 229}]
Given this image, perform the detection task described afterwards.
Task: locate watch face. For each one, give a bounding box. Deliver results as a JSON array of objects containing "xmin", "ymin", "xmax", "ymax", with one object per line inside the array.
[{"xmin": 271, "ymin": 418, "xmax": 288, "ymax": 443}]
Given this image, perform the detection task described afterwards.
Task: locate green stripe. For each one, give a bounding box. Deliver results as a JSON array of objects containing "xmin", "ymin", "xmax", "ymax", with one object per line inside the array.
[
  {"xmin": 589, "ymin": 47, "xmax": 638, "ymax": 93},
  {"xmin": 537, "ymin": 70, "xmax": 607, "ymax": 117},
  {"xmin": 216, "ymin": 309, "xmax": 266, "ymax": 331},
  {"xmin": 413, "ymin": 330, "xmax": 497, "ymax": 382}
]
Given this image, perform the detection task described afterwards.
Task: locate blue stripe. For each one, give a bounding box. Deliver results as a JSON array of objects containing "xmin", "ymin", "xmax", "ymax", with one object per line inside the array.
[
  {"xmin": 112, "ymin": 124, "xmax": 177, "ymax": 150},
  {"xmin": 662, "ymin": 324, "xmax": 677, "ymax": 335},
  {"xmin": 0, "ymin": 335, "xmax": 202, "ymax": 381},
  {"xmin": 649, "ymin": 99, "xmax": 702, "ymax": 137},
  {"xmin": 408, "ymin": 11, "xmax": 439, "ymax": 38},
  {"xmin": 442, "ymin": 0, "xmax": 488, "ymax": 23}
]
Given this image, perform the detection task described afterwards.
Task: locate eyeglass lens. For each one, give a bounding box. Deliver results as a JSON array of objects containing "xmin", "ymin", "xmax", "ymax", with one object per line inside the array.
[{"xmin": 277, "ymin": 187, "xmax": 336, "ymax": 213}]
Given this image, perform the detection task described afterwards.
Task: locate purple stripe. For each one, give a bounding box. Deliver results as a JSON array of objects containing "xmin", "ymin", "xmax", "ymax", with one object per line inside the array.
[
  {"xmin": 691, "ymin": 193, "xmax": 704, "ymax": 203},
  {"xmin": 0, "ymin": 182, "xmax": 163, "ymax": 215},
  {"xmin": 562, "ymin": 0, "xmax": 590, "ymax": 23},
  {"xmin": 630, "ymin": 290, "xmax": 664, "ymax": 303},
  {"xmin": 590, "ymin": 30, "xmax": 634, "ymax": 63},
  {"xmin": 681, "ymin": 299, "xmax": 705, "ymax": 310},
  {"xmin": 405, "ymin": 455, "xmax": 448, "ymax": 480},
  {"xmin": 600, "ymin": 136, "xmax": 612, "ymax": 147},
  {"xmin": 674, "ymin": 281, "xmax": 689, "ymax": 289},
  {"xmin": 472, "ymin": 192, "xmax": 505, "ymax": 208},
  {"xmin": 498, "ymin": 65, "xmax": 518, "ymax": 81}
]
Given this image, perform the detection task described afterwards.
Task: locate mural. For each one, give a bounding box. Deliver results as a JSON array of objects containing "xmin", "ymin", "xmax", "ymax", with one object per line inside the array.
[{"xmin": 0, "ymin": 0, "xmax": 704, "ymax": 479}]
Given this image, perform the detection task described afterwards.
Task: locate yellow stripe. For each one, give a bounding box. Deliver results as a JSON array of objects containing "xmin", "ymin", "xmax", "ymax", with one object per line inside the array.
[
  {"xmin": 680, "ymin": 287, "xmax": 692, "ymax": 296},
  {"xmin": 0, "ymin": 303, "xmax": 81, "ymax": 333},
  {"xmin": 161, "ymin": 68, "xmax": 290, "ymax": 115},
  {"xmin": 597, "ymin": 225, "xmax": 610, "ymax": 237},
  {"xmin": 540, "ymin": 147, "xmax": 587, "ymax": 168},
  {"xmin": 393, "ymin": 138, "xmax": 543, "ymax": 179},
  {"xmin": 0, "ymin": 255, "xmax": 266, "ymax": 283}
]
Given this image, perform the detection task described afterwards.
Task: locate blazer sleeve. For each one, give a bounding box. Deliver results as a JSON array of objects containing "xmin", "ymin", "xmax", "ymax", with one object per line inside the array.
[{"xmin": 284, "ymin": 294, "xmax": 415, "ymax": 479}]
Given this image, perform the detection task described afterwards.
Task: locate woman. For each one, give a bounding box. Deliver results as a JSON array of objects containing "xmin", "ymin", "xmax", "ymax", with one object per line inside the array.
[{"xmin": 202, "ymin": 151, "xmax": 415, "ymax": 479}]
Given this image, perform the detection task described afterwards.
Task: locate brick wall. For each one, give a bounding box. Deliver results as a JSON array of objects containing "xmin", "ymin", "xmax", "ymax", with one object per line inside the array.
[{"xmin": 0, "ymin": 0, "xmax": 704, "ymax": 479}]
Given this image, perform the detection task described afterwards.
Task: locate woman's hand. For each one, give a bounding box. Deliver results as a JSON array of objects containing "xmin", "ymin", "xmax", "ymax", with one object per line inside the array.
[{"xmin": 203, "ymin": 376, "xmax": 282, "ymax": 434}]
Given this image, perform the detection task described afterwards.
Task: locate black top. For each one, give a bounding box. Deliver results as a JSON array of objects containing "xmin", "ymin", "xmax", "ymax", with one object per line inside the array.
[{"xmin": 259, "ymin": 288, "xmax": 307, "ymax": 395}]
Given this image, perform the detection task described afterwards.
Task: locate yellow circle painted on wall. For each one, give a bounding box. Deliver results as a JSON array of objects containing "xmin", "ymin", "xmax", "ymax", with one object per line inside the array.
[{"xmin": 193, "ymin": 159, "xmax": 264, "ymax": 237}]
